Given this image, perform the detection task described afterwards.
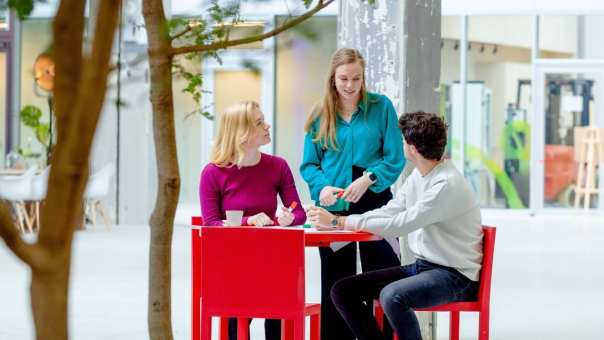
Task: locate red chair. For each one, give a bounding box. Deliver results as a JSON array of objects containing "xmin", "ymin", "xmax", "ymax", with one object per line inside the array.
[
  {"xmin": 374, "ymin": 226, "xmax": 496, "ymax": 340},
  {"xmin": 191, "ymin": 217, "xmax": 320, "ymax": 340}
]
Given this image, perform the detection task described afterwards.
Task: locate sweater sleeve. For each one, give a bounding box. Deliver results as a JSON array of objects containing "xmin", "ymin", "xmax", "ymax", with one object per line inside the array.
[
  {"xmin": 366, "ymin": 96, "xmax": 406, "ymax": 192},
  {"xmin": 346, "ymin": 178, "xmax": 454, "ymax": 237},
  {"xmin": 199, "ymin": 166, "xmax": 224, "ymax": 226},
  {"xmin": 278, "ymin": 159, "xmax": 306, "ymax": 225}
]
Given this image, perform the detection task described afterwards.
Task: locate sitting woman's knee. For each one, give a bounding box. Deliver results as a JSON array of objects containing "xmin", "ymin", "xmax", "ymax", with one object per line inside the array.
[{"xmin": 330, "ymin": 276, "xmax": 356, "ymax": 304}]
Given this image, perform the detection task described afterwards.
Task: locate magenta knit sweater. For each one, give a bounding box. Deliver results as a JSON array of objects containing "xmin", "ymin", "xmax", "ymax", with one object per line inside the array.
[{"xmin": 199, "ymin": 153, "xmax": 306, "ymax": 226}]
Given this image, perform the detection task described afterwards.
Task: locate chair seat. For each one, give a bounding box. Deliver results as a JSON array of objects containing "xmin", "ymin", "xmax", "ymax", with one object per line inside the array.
[
  {"xmin": 373, "ymin": 226, "xmax": 496, "ymax": 340},
  {"xmin": 415, "ymin": 301, "xmax": 480, "ymax": 312}
]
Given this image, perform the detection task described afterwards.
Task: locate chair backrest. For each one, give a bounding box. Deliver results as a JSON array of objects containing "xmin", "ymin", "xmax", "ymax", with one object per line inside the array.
[
  {"xmin": 0, "ymin": 166, "xmax": 37, "ymax": 200},
  {"xmin": 85, "ymin": 163, "xmax": 115, "ymax": 199},
  {"xmin": 30, "ymin": 166, "xmax": 51, "ymax": 200},
  {"xmin": 191, "ymin": 216, "xmax": 203, "ymax": 226},
  {"xmin": 477, "ymin": 226, "xmax": 496, "ymax": 310},
  {"xmin": 200, "ymin": 226, "xmax": 306, "ymax": 319}
]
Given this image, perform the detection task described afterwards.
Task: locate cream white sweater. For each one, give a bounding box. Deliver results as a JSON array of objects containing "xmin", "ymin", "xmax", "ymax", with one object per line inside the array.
[{"xmin": 346, "ymin": 160, "xmax": 483, "ymax": 280}]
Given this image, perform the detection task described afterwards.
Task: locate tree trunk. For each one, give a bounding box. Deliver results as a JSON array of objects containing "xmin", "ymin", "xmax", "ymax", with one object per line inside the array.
[
  {"xmin": 30, "ymin": 255, "xmax": 71, "ymax": 339},
  {"xmin": 0, "ymin": 1, "xmax": 121, "ymax": 339},
  {"xmin": 143, "ymin": 1, "xmax": 180, "ymax": 339}
]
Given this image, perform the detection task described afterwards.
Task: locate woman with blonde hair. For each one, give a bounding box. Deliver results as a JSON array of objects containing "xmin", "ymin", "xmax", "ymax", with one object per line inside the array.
[
  {"xmin": 199, "ymin": 100, "xmax": 306, "ymax": 340},
  {"xmin": 301, "ymin": 47, "xmax": 406, "ymax": 339}
]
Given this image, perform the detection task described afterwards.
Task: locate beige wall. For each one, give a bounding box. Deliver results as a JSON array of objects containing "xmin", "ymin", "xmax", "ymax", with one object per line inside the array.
[{"xmin": 214, "ymin": 70, "xmax": 261, "ymax": 116}]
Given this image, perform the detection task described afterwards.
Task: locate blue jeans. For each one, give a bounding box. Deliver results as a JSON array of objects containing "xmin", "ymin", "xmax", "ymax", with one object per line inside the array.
[{"xmin": 331, "ymin": 259, "xmax": 478, "ymax": 340}]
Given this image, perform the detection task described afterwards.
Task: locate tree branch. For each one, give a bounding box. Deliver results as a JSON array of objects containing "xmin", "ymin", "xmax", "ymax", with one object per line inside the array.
[
  {"xmin": 170, "ymin": 25, "xmax": 193, "ymax": 41},
  {"xmin": 0, "ymin": 201, "xmax": 43, "ymax": 269},
  {"xmin": 170, "ymin": 0, "xmax": 335, "ymax": 56}
]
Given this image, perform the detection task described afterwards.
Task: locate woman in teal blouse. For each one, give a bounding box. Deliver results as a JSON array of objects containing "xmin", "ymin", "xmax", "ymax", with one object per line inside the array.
[{"xmin": 300, "ymin": 48, "xmax": 406, "ymax": 340}]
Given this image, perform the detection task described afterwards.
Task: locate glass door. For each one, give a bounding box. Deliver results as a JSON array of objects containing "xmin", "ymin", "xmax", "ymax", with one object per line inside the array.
[{"xmin": 532, "ymin": 60, "xmax": 604, "ymax": 210}]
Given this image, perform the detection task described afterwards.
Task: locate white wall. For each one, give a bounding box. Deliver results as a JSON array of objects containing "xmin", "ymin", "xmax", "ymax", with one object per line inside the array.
[
  {"xmin": 443, "ymin": 15, "xmax": 576, "ymax": 55},
  {"xmin": 173, "ymin": 62, "xmax": 202, "ymax": 205},
  {"xmin": 443, "ymin": 0, "xmax": 604, "ymax": 15},
  {"xmin": 584, "ymin": 15, "xmax": 604, "ymax": 59},
  {"xmin": 117, "ymin": 61, "xmax": 156, "ymax": 225}
]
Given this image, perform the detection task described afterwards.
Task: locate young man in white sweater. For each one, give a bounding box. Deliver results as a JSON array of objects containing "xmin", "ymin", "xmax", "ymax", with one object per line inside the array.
[{"xmin": 307, "ymin": 111, "xmax": 483, "ymax": 340}]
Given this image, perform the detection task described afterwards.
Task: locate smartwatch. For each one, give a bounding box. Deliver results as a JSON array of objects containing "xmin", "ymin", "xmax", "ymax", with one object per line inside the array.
[
  {"xmin": 364, "ymin": 171, "xmax": 377, "ymax": 183},
  {"xmin": 331, "ymin": 216, "xmax": 339, "ymax": 226}
]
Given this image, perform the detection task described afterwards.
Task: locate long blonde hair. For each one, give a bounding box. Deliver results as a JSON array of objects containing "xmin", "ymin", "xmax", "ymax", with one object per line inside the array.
[
  {"xmin": 304, "ymin": 48, "xmax": 367, "ymax": 150},
  {"xmin": 210, "ymin": 101, "xmax": 259, "ymax": 167}
]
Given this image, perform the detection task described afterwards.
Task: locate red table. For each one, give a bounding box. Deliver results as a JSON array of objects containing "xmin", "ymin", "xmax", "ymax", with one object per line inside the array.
[
  {"xmin": 300, "ymin": 228, "xmax": 381, "ymax": 247},
  {"xmin": 190, "ymin": 224, "xmax": 381, "ymax": 340}
]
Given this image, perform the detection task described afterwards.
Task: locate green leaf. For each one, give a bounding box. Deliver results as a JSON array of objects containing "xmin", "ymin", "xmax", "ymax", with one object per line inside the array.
[
  {"xmin": 20, "ymin": 105, "xmax": 43, "ymax": 127},
  {"xmin": 168, "ymin": 18, "xmax": 188, "ymax": 31},
  {"xmin": 184, "ymin": 52, "xmax": 202, "ymax": 61},
  {"xmin": 35, "ymin": 123, "xmax": 50, "ymax": 145},
  {"xmin": 208, "ymin": 1, "xmax": 225, "ymax": 22},
  {"xmin": 185, "ymin": 110, "xmax": 214, "ymax": 121},
  {"xmin": 8, "ymin": 0, "xmax": 35, "ymax": 20},
  {"xmin": 241, "ymin": 59, "xmax": 261, "ymax": 75},
  {"xmin": 206, "ymin": 51, "xmax": 222, "ymax": 64},
  {"xmin": 200, "ymin": 111, "xmax": 214, "ymax": 120}
]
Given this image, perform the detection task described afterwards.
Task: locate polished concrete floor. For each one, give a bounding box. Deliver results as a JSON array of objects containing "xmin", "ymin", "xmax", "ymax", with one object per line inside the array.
[{"xmin": 1, "ymin": 209, "xmax": 603, "ymax": 339}]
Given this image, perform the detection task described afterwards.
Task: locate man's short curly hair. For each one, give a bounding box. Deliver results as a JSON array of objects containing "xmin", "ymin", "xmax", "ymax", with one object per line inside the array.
[{"xmin": 398, "ymin": 111, "xmax": 448, "ymax": 161}]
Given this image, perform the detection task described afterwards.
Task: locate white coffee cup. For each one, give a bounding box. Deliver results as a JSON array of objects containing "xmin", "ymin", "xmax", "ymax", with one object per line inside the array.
[{"xmin": 225, "ymin": 210, "xmax": 244, "ymax": 226}]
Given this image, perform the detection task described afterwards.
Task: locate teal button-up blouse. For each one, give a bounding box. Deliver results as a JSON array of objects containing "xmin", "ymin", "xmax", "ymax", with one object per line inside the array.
[{"xmin": 300, "ymin": 92, "xmax": 406, "ymax": 204}]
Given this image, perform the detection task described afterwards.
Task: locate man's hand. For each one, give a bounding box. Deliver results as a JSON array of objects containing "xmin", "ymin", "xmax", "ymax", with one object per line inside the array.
[{"xmin": 306, "ymin": 206, "xmax": 344, "ymax": 230}]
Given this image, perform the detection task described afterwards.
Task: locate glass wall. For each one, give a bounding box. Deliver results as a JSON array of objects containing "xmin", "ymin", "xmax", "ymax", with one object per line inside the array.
[
  {"xmin": 440, "ymin": 16, "xmax": 461, "ymax": 173},
  {"xmin": 275, "ymin": 15, "xmax": 337, "ymax": 203},
  {"xmin": 540, "ymin": 70, "xmax": 603, "ymax": 208},
  {"xmin": 443, "ymin": 16, "xmax": 534, "ymax": 208}
]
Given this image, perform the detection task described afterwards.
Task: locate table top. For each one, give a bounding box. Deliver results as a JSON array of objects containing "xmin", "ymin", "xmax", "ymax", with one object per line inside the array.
[
  {"xmin": 192, "ymin": 225, "xmax": 381, "ymax": 247},
  {"xmin": 0, "ymin": 169, "xmax": 26, "ymax": 176},
  {"xmin": 302, "ymin": 228, "xmax": 381, "ymax": 246}
]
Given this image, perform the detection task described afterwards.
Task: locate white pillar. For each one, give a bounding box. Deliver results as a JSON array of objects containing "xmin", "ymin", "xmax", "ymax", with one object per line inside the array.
[{"xmin": 339, "ymin": 1, "xmax": 441, "ymax": 339}]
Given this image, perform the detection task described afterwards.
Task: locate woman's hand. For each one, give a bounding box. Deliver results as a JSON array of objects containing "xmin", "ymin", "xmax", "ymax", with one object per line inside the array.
[
  {"xmin": 306, "ymin": 206, "xmax": 341, "ymax": 229},
  {"xmin": 342, "ymin": 175, "xmax": 373, "ymax": 203},
  {"xmin": 247, "ymin": 212, "xmax": 274, "ymax": 226},
  {"xmin": 319, "ymin": 186, "xmax": 344, "ymax": 206},
  {"xmin": 276, "ymin": 207, "xmax": 295, "ymax": 226}
]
